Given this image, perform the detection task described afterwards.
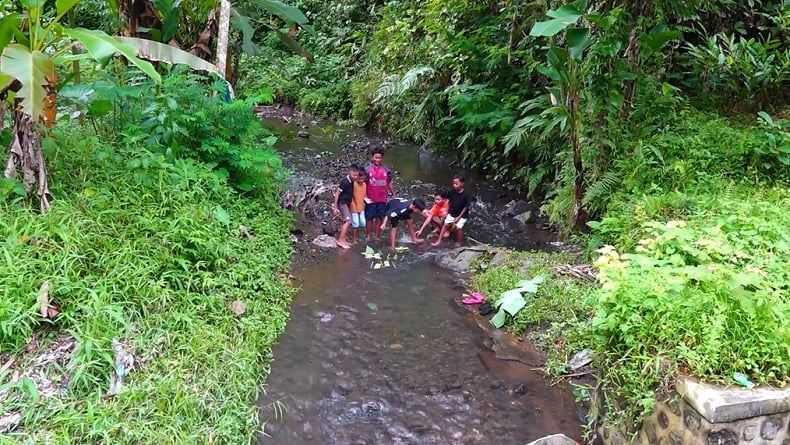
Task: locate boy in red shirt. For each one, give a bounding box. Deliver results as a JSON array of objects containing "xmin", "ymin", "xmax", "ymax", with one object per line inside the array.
[
  {"xmin": 364, "ymin": 148, "xmax": 395, "ymax": 240},
  {"xmin": 416, "ymin": 191, "xmax": 449, "ymax": 239}
]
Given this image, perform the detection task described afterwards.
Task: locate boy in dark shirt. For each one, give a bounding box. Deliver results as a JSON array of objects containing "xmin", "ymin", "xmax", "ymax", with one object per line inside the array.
[
  {"xmin": 433, "ymin": 174, "xmax": 470, "ymax": 247},
  {"xmin": 332, "ymin": 165, "xmax": 361, "ymax": 249},
  {"xmin": 379, "ymin": 198, "xmax": 427, "ymax": 249}
]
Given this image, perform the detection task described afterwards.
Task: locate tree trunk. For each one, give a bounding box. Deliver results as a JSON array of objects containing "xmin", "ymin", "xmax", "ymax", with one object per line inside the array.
[
  {"xmin": 216, "ymin": 0, "xmax": 231, "ymax": 77},
  {"xmin": 4, "ymin": 105, "xmax": 51, "ymax": 212}
]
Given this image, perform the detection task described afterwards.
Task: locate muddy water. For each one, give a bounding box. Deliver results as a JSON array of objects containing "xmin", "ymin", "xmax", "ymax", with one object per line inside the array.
[{"xmin": 257, "ymin": 122, "xmax": 582, "ymax": 444}]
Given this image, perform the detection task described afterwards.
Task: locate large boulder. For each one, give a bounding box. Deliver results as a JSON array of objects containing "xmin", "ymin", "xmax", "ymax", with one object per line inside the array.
[{"xmin": 434, "ymin": 246, "xmax": 488, "ymax": 273}]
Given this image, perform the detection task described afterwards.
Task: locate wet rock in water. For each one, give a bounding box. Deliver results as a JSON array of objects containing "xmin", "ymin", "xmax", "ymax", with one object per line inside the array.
[
  {"xmin": 434, "ymin": 246, "xmax": 488, "ymax": 273},
  {"xmin": 312, "ymin": 234, "xmax": 339, "ymax": 248},
  {"xmin": 525, "ymin": 433, "xmax": 579, "ymax": 445},
  {"xmin": 514, "ymin": 210, "xmax": 537, "ymax": 225},
  {"xmin": 297, "ymin": 130, "xmax": 309, "ymax": 138},
  {"xmin": 503, "ymin": 199, "xmax": 531, "ymax": 217}
]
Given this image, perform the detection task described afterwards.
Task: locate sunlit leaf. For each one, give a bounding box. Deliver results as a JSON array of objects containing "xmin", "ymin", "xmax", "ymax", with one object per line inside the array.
[
  {"xmin": 65, "ymin": 29, "xmax": 161, "ymax": 83},
  {"xmin": 546, "ymin": 5, "xmax": 583, "ymax": 21},
  {"xmin": 500, "ymin": 293, "xmax": 526, "ymax": 316},
  {"xmin": 515, "ymin": 275, "xmax": 545, "ymax": 293},
  {"xmin": 0, "ymin": 45, "xmax": 53, "ymax": 121},
  {"xmin": 490, "ymin": 309, "xmax": 507, "ymax": 328},
  {"xmin": 114, "ymin": 35, "xmax": 219, "ymax": 78},
  {"xmin": 757, "ymin": 111, "xmax": 773, "ymax": 126},
  {"xmin": 214, "ymin": 205, "xmax": 231, "ymax": 224},
  {"xmin": 55, "ymin": 0, "xmax": 79, "ymax": 17}
]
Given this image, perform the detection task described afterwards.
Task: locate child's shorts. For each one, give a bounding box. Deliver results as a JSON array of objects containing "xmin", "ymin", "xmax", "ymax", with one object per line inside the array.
[
  {"xmin": 351, "ymin": 211, "xmax": 366, "ymax": 228},
  {"xmin": 444, "ymin": 214, "xmax": 467, "ymax": 229}
]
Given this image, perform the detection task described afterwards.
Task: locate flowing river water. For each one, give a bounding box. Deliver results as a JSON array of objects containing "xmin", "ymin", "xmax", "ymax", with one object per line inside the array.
[{"xmin": 256, "ymin": 117, "xmax": 584, "ymax": 444}]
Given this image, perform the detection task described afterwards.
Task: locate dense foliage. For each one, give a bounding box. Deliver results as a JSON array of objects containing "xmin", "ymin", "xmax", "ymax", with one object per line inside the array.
[{"xmin": 241, "ymin": 0, "xmax": 789, "ymax": 224}]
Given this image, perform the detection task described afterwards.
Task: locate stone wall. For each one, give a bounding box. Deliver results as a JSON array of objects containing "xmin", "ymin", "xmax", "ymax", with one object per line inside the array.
[{"xmin": 599, "ymin": 378, "xmax": 790, "ymax": 445}]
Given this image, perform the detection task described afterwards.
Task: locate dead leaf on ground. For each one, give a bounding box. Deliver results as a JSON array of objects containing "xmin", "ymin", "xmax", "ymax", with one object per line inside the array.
[
  {"xmin": 37, "ymin": 280, "xmax": 60, "ymax": 319},
  {"xmin": 230, "ymin": 300, "xmax": 246, "ymax": 316},
  {"xmin": 238, "ymin": 225, "xmax": 256, "ymax": 240},
  {"xmin": 0, "ymin": 411, "xmax": 22, "ymax": 434},
  {"xmin": 0, "ymin": 357, "xmax": 15, "ymax": 374}
]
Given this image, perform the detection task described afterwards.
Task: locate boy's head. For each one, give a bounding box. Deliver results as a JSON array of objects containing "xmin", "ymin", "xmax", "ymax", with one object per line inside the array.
[
  {"xmin": 451, "ymin": 174, "xmax": 465, "ymax": 192},
  {"xmin": 371, "ymin": 148, "xmax": 385, "ymax": 166},
  {"xmin": 348, "ymin": 164, "xmax": 361, "ymax": 180},
  {"xmin": 356, "ymin": 171, "xmax": 368, "ymax": 182},
  {"xmin": 433, "ymin": 191, "xmax": 447, "ymax": 205},
  {"xmin": 410, "ymin": 198, "xmax": 426, "ymax": 213}
]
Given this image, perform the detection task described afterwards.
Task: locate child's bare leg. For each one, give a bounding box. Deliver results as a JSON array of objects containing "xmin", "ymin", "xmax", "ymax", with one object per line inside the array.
[
  {"xmin": 366, "ymin": 220, "xmax": 373, "ymax": 240},
  {"xmin": 389, "ymin": 228, "xmax": 397, "ymax": 249},
  {"xmin": 455, "ymin": 228, "xmax": 463, "ymax": 247},
  {"xmin": 337, "ymin": 221, "xmax": 351, "ymax": 248},
  {"xmin": 375, "ymin": 218, "xmax": 384, "ymax": 239},
  {"xmin": 351, "ymin": 227, "xmax": 358, "ymax": 244},
  {"xmin": 432, "ymin": 225, "xmax": 447, "ymax": 246}
]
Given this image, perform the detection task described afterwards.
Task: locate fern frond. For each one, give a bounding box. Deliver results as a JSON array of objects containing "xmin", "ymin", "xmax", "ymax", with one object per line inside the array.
[
  {"xmin": 373, "ymin": 66, "xmax": 435, "ymax": 103},
  {"xmin": 583, "ymin": 169, "xmax": 623, "ymax": 214}
]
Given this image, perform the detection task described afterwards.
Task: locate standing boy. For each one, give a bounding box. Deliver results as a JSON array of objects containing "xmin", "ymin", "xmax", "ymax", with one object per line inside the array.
[
  {"xmin": 379, "ymin": 198, "xmax": 426, "ymax": 249},
  {"xmin": 350, "ymin": 169, "xmax": 367, "ymax": 244},
  {"xmin": 332, "ymin": 165, "xmax": 360, "ymax": 249},
  {"xmin": 365, "ymin": 148, "xmax": 395, "ymax": 240},
  {"xmin": 433, "ymin": 174, "xmax": 470, "ymax": 247}
]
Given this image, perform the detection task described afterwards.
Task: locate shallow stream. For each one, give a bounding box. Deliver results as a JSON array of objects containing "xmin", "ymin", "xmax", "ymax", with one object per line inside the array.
[{"xmin": 257, "ymin": 118, "xmax": 583, "ymax": 444}]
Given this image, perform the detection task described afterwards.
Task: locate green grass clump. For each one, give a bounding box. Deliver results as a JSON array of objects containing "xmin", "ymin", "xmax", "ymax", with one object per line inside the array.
[
  {"xmin": 0, "ymin": 125, "xmax": 294, "ymax": 443},
  {"xmin": 472, "ymin": 251, "xmax": 596, "ymax": 376}
]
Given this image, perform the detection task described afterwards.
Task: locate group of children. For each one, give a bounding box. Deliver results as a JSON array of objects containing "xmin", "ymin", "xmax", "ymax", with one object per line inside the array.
[{"xmin": 332, "ymin": 148, "xmax": 470, "ymax": 250}]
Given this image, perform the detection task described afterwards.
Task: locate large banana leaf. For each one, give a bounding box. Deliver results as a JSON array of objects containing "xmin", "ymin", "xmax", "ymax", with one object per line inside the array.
[
  {"xmin": 114, "ymin": 36, "xmax": 222, "ymax": 75},
  {"xmin": 65, "ymin": 28, "xmax": 161, "ymax": 82},
  {"xmin": 0, "ymin": 44, "xmax": 54, "ymax": 121}
]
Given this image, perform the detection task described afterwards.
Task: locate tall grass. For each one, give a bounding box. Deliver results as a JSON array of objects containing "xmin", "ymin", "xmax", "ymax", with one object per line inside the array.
[{"xmin": 0, "ymin": 123, "xmax": 294, "ymax": 443}]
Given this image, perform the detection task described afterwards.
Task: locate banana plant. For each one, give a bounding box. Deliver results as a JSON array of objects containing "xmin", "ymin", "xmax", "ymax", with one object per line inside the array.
[
  {"xmin": 529, "ymin": 4, "xmax": 592, "ymax": 230},
  {"xmin": 0, "ymin": 0, "xmax": 222, "ymax": 211}
]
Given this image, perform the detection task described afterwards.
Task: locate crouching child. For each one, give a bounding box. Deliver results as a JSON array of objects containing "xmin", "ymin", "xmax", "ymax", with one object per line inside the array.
[{"xmin": 379, "ymin": 198, "xmax": 427, "ymax": 249}]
